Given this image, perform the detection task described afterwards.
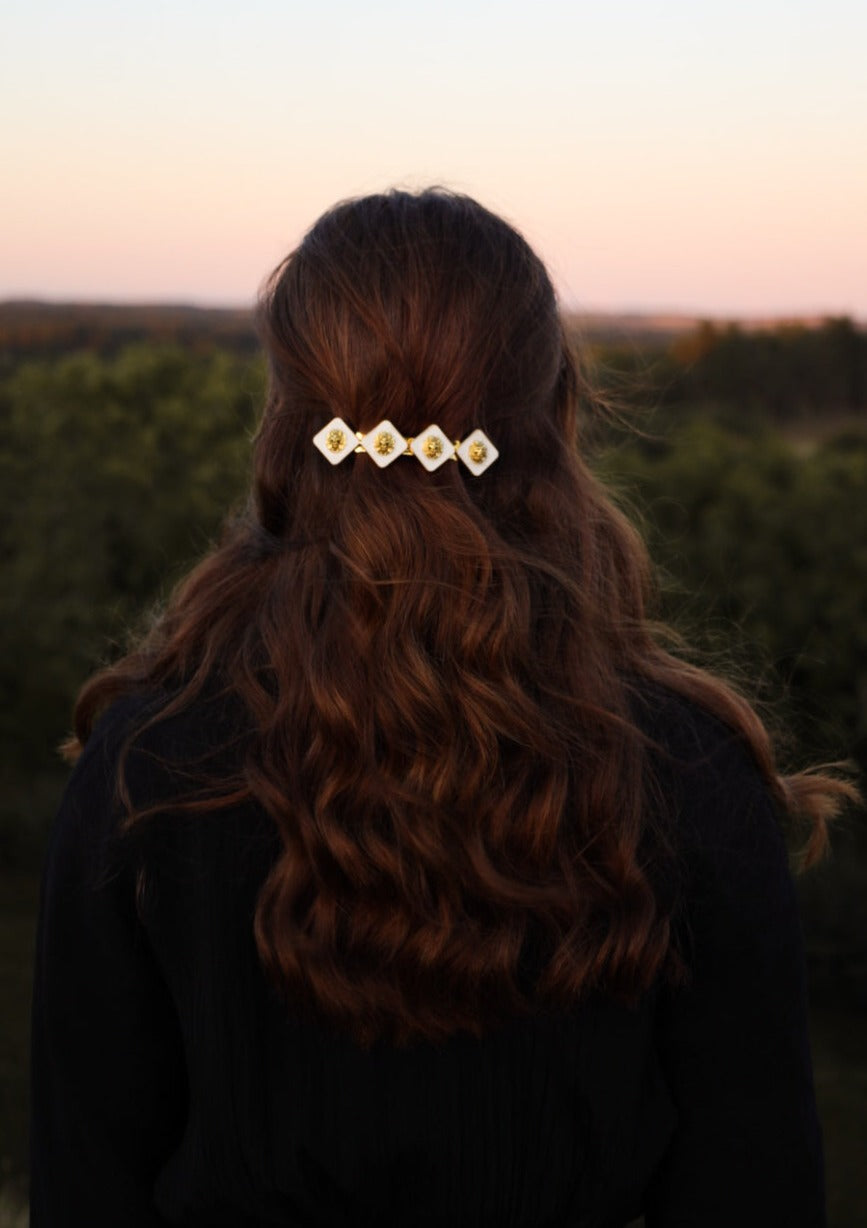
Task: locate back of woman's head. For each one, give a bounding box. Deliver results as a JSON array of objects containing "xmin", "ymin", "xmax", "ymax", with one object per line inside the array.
[
  {"xmin": 68, "ymin": 188, "xmax": 853, "ymax": 1050},
  {"xmin": 249, "ymin": 190, "xmax": 646, "ymax": 724},
  {"xmin": 254, "ymin": 188, "xmax": 577, "ymax": 549}
]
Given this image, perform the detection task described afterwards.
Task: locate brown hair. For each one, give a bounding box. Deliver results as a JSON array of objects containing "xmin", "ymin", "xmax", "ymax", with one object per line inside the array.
[{"xmin": 66, "ymin": 188, "xmax": 856, "ymax": 1049}]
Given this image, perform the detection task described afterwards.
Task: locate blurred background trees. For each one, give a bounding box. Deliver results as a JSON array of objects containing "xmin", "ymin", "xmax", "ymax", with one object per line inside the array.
[
  {"xmin": 1, "ymin": 308, "xmax": 865, "ymax": 1218},
  {"xmin": 2, "ymin": 311, "xmax": 866, "ymax": 937},
  {"xmin": 0, "ymin": 343, "xmax": 260, "ymax": 861}
]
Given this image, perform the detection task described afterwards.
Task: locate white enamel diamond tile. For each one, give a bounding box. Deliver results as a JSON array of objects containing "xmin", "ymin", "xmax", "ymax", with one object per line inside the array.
[
  {"xmin": 312, "ymin": 417, "xmax": 357, "ymax": 465},
  {"xmin": 456, "ymin": 429, "xmax": 498, "ymax": 475},
  {"xmin": 410, "ymin": 424, "xmax": 455, "ymax": 471},
  {"xmin": 360, "ymin": 420, "xmax": 408, "ymax": 468}
]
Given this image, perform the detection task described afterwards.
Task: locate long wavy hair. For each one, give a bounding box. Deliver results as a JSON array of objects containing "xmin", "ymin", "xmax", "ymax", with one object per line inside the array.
[{"xmin": 66, "ymin": 188, "xmax": 855, "ymax": 1048}]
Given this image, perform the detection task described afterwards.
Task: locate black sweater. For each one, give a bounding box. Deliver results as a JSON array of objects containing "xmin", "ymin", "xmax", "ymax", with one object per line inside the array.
[{"xmin": 30, "ymin": 688, "xmax": 825, "ymax": 1226}]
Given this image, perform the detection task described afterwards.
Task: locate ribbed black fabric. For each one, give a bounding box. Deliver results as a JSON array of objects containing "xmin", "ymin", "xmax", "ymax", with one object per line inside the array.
[{"xmin": 30, "ymin": 688, "xmax": 826, "ymax": 1226}]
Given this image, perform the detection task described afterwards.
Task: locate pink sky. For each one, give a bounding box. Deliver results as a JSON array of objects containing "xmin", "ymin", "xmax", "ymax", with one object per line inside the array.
[{"xmin": 2, "ymin": 0, "xmax": 865, "ymax": 318}]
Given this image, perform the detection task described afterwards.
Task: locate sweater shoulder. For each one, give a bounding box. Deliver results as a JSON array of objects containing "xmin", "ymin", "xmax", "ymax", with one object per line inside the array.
[{"xmin": 628, "ymin": 679, "xmax": 787, "ymax": 861}]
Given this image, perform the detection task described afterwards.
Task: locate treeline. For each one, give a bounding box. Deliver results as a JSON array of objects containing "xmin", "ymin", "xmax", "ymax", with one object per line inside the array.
[
  {"xmin": 1, "ymin": 334, "xmax": 865, "ymax": 1001},
  {"xmin": 0, "ymin": 301, "xmax": 260, "ymax": 364},
  {"xmin": 3, "ymin": 303, "xmax": 866, "ymax": 425},
  {"xmin": 0, "ymin": 345, "xmax": 261, "ymax": 858},
  {"xmin": 575, "ymin": 314, "xmax": 867, "ymax": 424},
  {"xmin": 597, "ymin": 422, "xmax": 867, "ymax": 763}
]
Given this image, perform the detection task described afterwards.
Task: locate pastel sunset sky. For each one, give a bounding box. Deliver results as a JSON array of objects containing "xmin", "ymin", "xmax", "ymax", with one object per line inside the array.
[{"xmin": 2, "ymin": 0, "xmax": 865, "ymax": 317}]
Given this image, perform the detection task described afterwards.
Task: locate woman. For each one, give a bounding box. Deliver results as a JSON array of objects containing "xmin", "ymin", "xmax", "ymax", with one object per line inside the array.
[{"xmin": 30, "ymin": 188, "xmax": 854, "ymax": 1226}]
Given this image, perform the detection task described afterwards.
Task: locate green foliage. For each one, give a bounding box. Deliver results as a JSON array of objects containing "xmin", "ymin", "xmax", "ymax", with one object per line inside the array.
[
  {"xmin": 0, "ymin": 301, "xmax": 259, "ymax": 365},
  {"xmin": 581, "ymin": 315, "xmax": 867, "ymax": 428},
  {"xmin": 0, "ymin": 345, "xmax": 263, "ymax": 853},
  {"xmin": 595, "ymin": 419, "xmax": 867, "ymax": 764}
]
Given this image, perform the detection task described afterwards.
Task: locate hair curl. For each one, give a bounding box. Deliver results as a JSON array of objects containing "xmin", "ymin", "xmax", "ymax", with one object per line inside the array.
[{"xmin": 66, "ymin": 188, "xmax": 857, "ymax": 1049}]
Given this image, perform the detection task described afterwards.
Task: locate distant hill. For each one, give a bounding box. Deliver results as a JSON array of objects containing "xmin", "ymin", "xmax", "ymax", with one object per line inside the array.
[
  {"xmin": 564, "ymin": 311, "xmax": 848, "ymax": 347},
  {"xmin": 0, "ymin": 299, "xmax": 781, "ymax": 358},
  {"xmin": 0, "ymin": 300, "xmax": 260, "ymax": 359},
  {"xmin": 1, "ymin": 301, "xmax": 863, "ymax": 375}
]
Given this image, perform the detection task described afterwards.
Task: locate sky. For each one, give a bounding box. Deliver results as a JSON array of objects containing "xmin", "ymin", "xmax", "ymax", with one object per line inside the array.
[{"xmin": 2, "ymin": 0, "xmax": 866, "ymax": 318}]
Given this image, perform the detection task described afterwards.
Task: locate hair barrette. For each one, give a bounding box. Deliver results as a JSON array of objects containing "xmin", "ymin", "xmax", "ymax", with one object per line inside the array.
[{"xmin": 312, "ymin": 418, "xmax": 498, "ymax": 476}]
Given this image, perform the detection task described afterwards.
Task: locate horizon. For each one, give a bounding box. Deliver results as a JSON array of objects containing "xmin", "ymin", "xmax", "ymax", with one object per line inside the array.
[{"xmin": 2, "ymin": 296, "xmax": 864, "ymax": 332}]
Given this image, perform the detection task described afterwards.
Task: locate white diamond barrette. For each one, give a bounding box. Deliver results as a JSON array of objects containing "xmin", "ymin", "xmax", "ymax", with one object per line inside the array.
[{"xmin": 312, "ymin": 418, "xmax": 498, "ymax": 476}]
